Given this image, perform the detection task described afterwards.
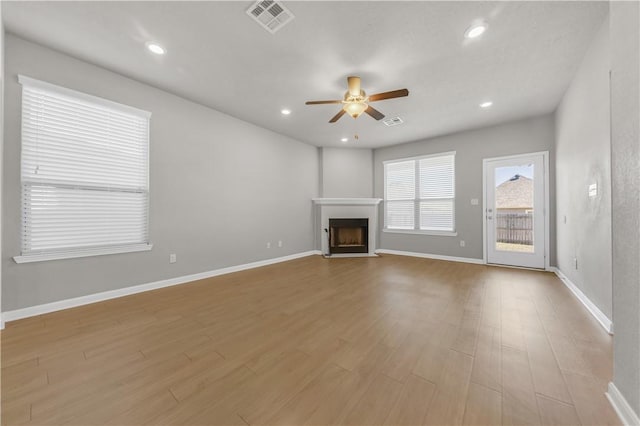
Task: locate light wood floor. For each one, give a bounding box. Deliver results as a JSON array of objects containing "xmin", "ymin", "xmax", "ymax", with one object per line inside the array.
[{"xmin": 1, "ymin": 254, "xmax": 620, "ymax": 425}]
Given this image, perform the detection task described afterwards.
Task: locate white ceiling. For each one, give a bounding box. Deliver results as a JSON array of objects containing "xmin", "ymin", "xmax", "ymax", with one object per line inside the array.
[{"xmin": 3, "ymin": 1, "xmax": 608, "ymax": 148}]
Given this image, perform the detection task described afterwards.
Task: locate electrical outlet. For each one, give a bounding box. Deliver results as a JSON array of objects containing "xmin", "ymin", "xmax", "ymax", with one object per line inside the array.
[
  {"xmin": 266, "ymin": 242, "xmax": 271, "ymax": 249},
  {"xmin": 169, "ymin": 253, "xmax": 177, "ymax": 264},
  {"xmin": 278, "ymin": 240, "xmax": 283, "ymax": 248},
  {"xmin": 460, "ymin": 240, "xmax": 466, "ymax": 247}
]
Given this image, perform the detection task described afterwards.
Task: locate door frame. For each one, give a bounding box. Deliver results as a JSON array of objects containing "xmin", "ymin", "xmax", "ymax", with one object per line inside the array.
[{"xmin": 482, "ymin": 151, "xmax": 550, "ymax": 270}]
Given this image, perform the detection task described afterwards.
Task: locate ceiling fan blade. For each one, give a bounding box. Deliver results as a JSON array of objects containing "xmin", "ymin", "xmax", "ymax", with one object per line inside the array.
[
  {"xmin": 329, "ymin": 109, "xmax": 346, "ymax": 123},
  {"xmin": 365, "ymin": 105, "xmax": 385, "ymax": 120},
  {"xmin": 306, "ymin": 100, "xmax": 343, "ymax": 105},
  {"xmin": 368, "ymin": 89, "xmax": 409, "ymax": 102},
  {"xmin": 347, "ymin": 76, "xmax": 361, "ymax": 97}
]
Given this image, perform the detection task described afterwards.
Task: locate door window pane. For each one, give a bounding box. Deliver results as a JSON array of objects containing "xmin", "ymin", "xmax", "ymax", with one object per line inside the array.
[{"xmin": 494, "ymin": 164, "xmax": 534, "ymax": 253}]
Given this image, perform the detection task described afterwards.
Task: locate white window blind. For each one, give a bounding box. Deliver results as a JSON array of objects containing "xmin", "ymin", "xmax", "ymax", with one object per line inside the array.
[
  {"xmin": 385, "ymin": 160, "xmax": 415, "ymax": 229},
  {"xmin": 384, "ymin": 152, "xmax": 455, "ymax": 232},
  {"xmin": 18, "ymin": 75, "xmax": 151, "ymax": 261}
]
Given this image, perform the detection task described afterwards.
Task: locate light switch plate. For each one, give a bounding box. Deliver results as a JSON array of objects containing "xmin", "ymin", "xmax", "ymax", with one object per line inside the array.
[{"xmin": 589, "ymin": 183, "xmax": 597, "ymax": 197}]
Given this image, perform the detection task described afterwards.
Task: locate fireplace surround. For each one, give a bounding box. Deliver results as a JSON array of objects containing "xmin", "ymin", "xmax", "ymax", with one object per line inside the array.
[{"xmin": 313, "ymin": 198, "xmax": 382, "ymax": 257}]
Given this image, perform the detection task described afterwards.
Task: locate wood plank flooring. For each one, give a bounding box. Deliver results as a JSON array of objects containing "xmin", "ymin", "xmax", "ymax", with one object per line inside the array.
[{"xmin": 1, "ymin": 254, "xmax": 620, "ymax": 425}]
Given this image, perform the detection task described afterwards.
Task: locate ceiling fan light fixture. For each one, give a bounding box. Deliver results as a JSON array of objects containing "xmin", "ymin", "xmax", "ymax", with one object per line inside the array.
[
  {"xmin": 305, "ymin": 76, "xmax": 408, "ymax": 123},
  {"xmin": 343, "ymin": 102, "xmax": 368, "ymax": 118}
]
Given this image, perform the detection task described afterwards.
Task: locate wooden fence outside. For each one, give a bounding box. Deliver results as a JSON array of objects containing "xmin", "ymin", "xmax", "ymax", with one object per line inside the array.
[{"xmin": 496, "ymin": 212, "xmax": 533, "ymax": 245}]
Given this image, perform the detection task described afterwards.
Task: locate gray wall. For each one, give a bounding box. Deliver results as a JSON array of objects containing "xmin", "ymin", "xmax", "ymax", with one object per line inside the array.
[
  {"xmin": 320, "ymin": 147, "xmax": 373, "ymax": 198},
  {"xmin": 610, "ymin": 1, "xmax": 640, "ymax": 417},
  {"xmin": 555, "ymin": 18, "xmax": 612, "ymax": 320},
  {"xmin": 0, "ymin": 7, "xmax": 4, "ymax": 322},
  {"xmin": 374, "ymin": 115, "xmax": 556, "ymax": 262},
  {"xmin": 2, "ymin": 35, "xmax": 319, "ymax": 311}
]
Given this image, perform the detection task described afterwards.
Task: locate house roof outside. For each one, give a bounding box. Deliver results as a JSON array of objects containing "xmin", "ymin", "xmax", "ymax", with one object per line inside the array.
[{"xmin": 496, "ymin": 174, "xmax": 533, "ymax": 209}]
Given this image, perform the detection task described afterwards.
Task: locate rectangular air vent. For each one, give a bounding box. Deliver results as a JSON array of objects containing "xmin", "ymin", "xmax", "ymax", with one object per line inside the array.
[
  {"xmin": 246, "ymin": 0, "xmax": 294, "ymax": 34},
  {"xmin": 383, "ymin": 116, "xmax": 404, "ymax": 127}
]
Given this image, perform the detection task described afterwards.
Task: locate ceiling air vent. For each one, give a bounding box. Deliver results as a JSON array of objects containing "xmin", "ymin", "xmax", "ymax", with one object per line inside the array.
[
  {"xmin": 383, "ymin": 116, "xmax": 404, "ymax": 127},
  {"xmin": 246, "ymin": 0, "xmax": 294, "ymax": 34}
]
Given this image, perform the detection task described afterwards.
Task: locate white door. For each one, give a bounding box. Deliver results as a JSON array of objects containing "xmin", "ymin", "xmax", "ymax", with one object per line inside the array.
[{"xmin": 484, "ymin": 152, "xmax": 546, "ymax": 269}]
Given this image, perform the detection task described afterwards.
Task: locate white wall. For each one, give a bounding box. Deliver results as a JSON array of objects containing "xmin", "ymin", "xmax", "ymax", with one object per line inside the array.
[
  {"xmin": 555, "ymin": 17, "xmax": 611, "ymax": 319},
  {"xmin": 320, "ymin": 147, "xmax": 373, "ymax": 198},
  {"xmin": 2, "ymin": 35, "xmax": 319, "ymax": 311},
  {"xmin": 610, "ymin": 0, "xmax": 640, "ymax": 419},
  {"xmin": 374, "ymin": 115, "xmax": 556, "ymax": 261}
]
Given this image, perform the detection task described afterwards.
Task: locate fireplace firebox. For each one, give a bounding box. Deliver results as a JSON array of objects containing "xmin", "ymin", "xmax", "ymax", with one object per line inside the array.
[{"xmin": 329, "ymin": 218, "xmax": 368, "ymax": 254}]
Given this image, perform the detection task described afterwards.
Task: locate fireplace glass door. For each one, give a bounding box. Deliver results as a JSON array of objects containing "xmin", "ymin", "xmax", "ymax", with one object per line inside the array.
[{"xmin": 329, "ymin": 218, "xmax": 368, "ymax": 254}]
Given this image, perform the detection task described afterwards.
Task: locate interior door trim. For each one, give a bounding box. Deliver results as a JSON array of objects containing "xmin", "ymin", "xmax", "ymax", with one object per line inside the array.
[{"xmin": 482, "ymin": 151, "xmax": 550, "ymax": 270}]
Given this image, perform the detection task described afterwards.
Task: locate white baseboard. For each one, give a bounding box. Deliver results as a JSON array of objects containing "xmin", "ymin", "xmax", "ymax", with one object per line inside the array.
[
  {"xmin": 375, "ymin": 249, "xmax": 484, "ymax": 265},
  {"xmin": 551, "ymin": 267, "xmax": 613, "ymax": 334},
  {"xmin": 2, "ymin": 250, "xmax": 321, "ymax": 325},
  {"xmin": 324, "ymin": 253, "xmax": 378, "ymax": 258},
  {"xmin": 607, "ymin": 382, "xmax": 640, "ymax": 426}
]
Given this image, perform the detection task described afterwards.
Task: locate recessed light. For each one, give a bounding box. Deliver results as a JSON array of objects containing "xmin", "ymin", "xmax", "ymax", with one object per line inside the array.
[
  {"xmin": 480, "ymin": 101, "xmax": 493, "ymax": 108},
  {"xmin": 465, "ymin": 23, "xmax": 487, "ymax": 39},
  {"xmin": 341, "ymin": 138, "xmax": 348, "ymax": 143},
  {"xmin": 281, "ymin": 109, "xmax": 291, "ymax": 115},
  {"xmin": 146, "ymin": 43, "xmax": 166, "ymax": 55}
]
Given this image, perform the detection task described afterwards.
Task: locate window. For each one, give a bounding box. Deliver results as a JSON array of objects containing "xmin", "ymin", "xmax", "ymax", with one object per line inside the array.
[
  {"xmin": 15, "ymin": 76, "xmax": 152, "ymax": 263},
  {"xmin": 384, "ymin": 152, "xmax": 455, "ymax": 234}
]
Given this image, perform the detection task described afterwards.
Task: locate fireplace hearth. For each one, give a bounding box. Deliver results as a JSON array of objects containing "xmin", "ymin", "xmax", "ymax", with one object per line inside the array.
[{"xmin": 329, "ymin": 218, "xmax": 368, "ymax": 254}]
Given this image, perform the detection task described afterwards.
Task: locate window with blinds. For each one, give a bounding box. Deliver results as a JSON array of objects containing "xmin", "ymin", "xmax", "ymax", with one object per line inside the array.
[
  {"xmin": 17, "ymin": 75, "xmax": 151, "ymax": 262},
  {"xmin": 384, "ymin": 152, "xmax": 455, "ymax": 233}
]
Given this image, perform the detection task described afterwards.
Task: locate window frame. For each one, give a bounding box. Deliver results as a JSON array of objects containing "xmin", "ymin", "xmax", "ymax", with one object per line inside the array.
[
  {"xmin": 14, "ymin": 76, "xmax": 153, "ymax": 264},
  {"xmin": 383, "ymin": 151, "xmax": 457, "ymax": 236}
]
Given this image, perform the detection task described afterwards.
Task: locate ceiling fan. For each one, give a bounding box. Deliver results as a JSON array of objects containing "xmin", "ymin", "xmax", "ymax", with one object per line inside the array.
[{"xmin": 305, "ymin": 76, "xmax": 409, "ymax": 123}]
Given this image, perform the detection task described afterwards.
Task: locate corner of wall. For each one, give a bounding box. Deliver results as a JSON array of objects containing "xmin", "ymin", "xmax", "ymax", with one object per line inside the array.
[
  {"xmin": 318, "ymin": 146, "xmax": 324, "ymax": 197},
  {"xmin": 0, "ymin": 1, "xmax": 5, "ymax": 323}
]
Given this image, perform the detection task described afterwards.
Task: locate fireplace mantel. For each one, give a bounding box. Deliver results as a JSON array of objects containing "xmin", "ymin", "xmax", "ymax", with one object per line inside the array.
[{"xmin": 312, "ymin": 198, "xmax": 382, "ymax": 206}]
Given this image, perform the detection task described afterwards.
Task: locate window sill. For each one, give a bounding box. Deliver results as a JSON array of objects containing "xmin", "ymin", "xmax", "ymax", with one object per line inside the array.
[
  {"xmin": 14, "ymin": 243, "xmax": 153, "ymax": 264},
  {"xmin": 383, "ymin": 229, "xmax": 458, "ymax": 237}
]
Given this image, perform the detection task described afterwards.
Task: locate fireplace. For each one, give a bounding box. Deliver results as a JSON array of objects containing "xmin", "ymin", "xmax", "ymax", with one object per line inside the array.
[{"xmin": 329, "ymin": 218, "xmax": 368, "ymax": 254}]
